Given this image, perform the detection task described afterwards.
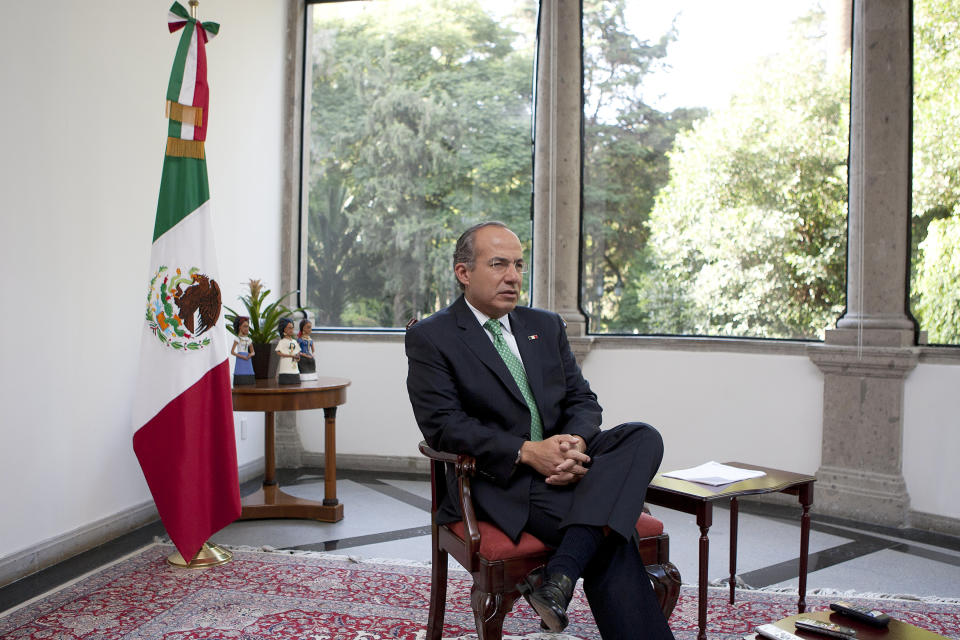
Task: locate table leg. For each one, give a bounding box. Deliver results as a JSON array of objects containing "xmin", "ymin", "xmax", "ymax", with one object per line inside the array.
[
  {"xmin": 263, "ymin": 411, "xmax": 276, "ymax": 486},
  {"xmin": 729, "ymin": 496, "xmax": 738, "ymax": 604},
  {"xmin": 238, "ymin": 408, "xmax": 344, "ymax": 523},
  {"xmin": 323, "ymin": 406, "xmax": 338, "ymax": 507},
  {"xmin": 798, "ymin": 483, "xmax": 813, "ymax": 613},
  {"xmin": 696, "ymin": 504, "xmax": 713, "ymax": 640}
]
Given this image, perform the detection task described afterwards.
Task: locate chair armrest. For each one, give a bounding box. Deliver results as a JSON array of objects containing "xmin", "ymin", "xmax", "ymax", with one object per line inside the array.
[
  {"xmin": 418, "ymin": 441, "xmax": 482, "ymax": 571},
  {"xmin": 418, "ymin": 441, "xmax": 461, "ymax": 465},
  {"xmin": 418, "ymin": 442, "xmax": 477, "ymax": 480}
]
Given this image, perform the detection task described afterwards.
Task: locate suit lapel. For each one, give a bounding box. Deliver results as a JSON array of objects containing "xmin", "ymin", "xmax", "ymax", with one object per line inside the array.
[
  {"xmin": 452, "ymin": 297, "xmax": 526, "ymax": 405},
  {"xmin": 511, "ymin": 310, "xmax": 545, "ymax": 407}
]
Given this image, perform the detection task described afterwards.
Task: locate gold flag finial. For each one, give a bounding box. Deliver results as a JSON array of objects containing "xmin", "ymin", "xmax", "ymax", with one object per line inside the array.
[{"xmin": 188, "ymin": 0, "xmax": 199, "ymax": 18}]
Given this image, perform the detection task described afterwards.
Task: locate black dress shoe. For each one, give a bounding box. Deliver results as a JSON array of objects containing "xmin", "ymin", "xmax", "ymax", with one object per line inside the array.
[
  {"xmin": 518, "ymin": 569, "xmax": 575, "ymax": 633},
  {"xmin": 517, "ymin": 568, "xmax": 550, "ymax": 631}
]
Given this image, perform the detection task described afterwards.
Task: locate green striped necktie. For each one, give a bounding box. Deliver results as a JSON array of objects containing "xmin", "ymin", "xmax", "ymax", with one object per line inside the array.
[{"xmin": 484, "ymin": 318, "xmax": 543, "ymax": 441}]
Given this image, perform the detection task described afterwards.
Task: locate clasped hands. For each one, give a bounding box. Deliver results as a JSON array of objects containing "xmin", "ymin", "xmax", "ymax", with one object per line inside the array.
[{"xmin": 520, "ymin": 434, "xmax": 591, "ymax": 485}]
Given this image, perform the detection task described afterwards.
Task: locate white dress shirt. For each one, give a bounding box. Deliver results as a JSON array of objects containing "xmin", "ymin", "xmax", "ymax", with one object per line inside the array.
[{"xmin": 464, "ymin": 298, "xmax": 525, "ymax": 363}]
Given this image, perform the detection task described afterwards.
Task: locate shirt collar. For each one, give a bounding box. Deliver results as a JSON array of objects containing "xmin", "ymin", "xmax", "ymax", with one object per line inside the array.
[{"xmin": 464, "ymin": 298, "xmax": 513, "ymax": 335}]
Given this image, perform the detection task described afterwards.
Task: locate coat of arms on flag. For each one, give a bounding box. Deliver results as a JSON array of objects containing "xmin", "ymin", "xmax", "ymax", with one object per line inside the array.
[
  {"xmin": 131, "ymin": 2, "xmax": 240, "ymax": 565},
  {"xmin": 146, "ymin": 266, "xmax": 222, "ymax": 350}
]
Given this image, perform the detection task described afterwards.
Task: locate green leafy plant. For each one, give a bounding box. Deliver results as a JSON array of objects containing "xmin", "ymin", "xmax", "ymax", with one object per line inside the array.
[{"xmin": 224, "ymin": 279, "xmax": 300, "ymax": 344}]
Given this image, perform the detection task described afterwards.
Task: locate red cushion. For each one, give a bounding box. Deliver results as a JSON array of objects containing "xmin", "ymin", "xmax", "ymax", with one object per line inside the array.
[
  {"xmin": 447, "ymin": 512, "xmax": 664, "ymax": 561},
  {"xmin": 449, "ymin": 521, "xmax": 550, "ymax": 560},
  {"xmin": 635, "ymin": 511, "xmax": 665, "ymax": 537}
]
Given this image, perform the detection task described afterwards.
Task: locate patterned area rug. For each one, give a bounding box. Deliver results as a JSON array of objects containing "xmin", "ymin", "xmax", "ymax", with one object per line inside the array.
[{"xmin": 1, "ymin": 544, "xmax": 958, "ymax": 640}]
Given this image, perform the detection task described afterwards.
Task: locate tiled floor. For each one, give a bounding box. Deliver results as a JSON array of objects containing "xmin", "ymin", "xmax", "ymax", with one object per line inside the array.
[{"xmin": 2, "ymin": 468, "xmax": 959, "ymax": 616}]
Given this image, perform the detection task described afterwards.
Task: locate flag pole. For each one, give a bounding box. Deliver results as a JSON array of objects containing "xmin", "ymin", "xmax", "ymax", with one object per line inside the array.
[{"xmin": 188, "ymin": 0, "xmax": 199, "ymax": 18}]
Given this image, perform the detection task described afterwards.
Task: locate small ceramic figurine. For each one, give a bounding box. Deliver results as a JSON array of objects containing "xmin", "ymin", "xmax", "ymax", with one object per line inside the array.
[
  {"xmin": 231, "ymin": 316, "xmax": 256, "ymax": 386},
  {"xmin": 275, "ymin": 317, "xmax": 301, "ymax": 385},
  {"xmin": 297, "ymin": 318, "xmax": 317, "ymax": 381}
]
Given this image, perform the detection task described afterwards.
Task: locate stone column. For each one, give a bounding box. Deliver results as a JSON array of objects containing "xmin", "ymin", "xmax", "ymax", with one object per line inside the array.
[
  {"xmin": 277, "ymin": 0, "xmax": 308, "ymax": 469},
  {"xmin": 276, "ymin": 411, "xmax": 304, "ymax": 468},
  {"xmin": 833, "ymin": 0, "xmax": 915, "ymax": 346},
  {"xmin": 532, "ymin": 0, "xmax": 588, "ymax": 342},
  {"xmin": 807, "ymin": 347, "xmax": 917, "ymax": 524},
  {"xmin": 281, "ymin": 0, "xmax": 306, "ymax": 301},
  {"xmin": 807, "ymin": 0, "xmax": 917, "ymax": 525}
]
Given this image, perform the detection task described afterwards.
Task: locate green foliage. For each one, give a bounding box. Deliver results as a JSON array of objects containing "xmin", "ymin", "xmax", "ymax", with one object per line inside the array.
[
  {"xmin": 305, "ymin": 0, "xmax": 536, "ymax": 326},
  {"xmin": 913, "ymin": 0, "xmax": 960, "ymax": 218},
  {"xmin": 640, "ymin": 10, "xmax": 849, "ymax": 339},
  {"xmin": 340, "ymin": 297, "xmax": 393, "ymax": 328},
  {"xmin": 224, "ymin": 279, "xmax": 299, "ymax": 344},
  {"xmin": 911, "ymin": 0, "xmax": 960, "ymax": 343},
  {"xmin": 914, "ymin": 217, "xmax": 960, "ymax": 344},
  {"xmin": 580, "ymin": 0, "xmax": 707, "ymax": 332}
]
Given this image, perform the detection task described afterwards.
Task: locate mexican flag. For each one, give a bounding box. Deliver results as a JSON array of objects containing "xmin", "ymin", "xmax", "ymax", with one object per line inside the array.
[{"xmin": 132, "ymin": 2, "xmax": 240, "ymax": 562}]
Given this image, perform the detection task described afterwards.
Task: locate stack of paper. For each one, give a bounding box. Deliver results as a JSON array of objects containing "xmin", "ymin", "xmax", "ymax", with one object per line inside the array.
[{"xmin": 662, "ymin": 461, "xmax": 766, "ymax": 486}]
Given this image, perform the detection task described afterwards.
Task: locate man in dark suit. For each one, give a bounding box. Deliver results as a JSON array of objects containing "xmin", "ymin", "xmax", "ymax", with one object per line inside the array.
[{"xmin": 405, "ymin": 221, "xmax": 674, "ymax": 639}]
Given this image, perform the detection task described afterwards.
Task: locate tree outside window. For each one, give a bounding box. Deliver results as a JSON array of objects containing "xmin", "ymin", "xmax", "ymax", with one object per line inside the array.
[
  {"xmin": 912, "ymin": 0, "xmax": 960, "ymax": 345},
  {"xmin": 581, "ymin": 0, "xmax": 850, "ymax": 339},
  {"xmin": 302, "ymin": 0, "xmax": 537, "ymax": 328}
]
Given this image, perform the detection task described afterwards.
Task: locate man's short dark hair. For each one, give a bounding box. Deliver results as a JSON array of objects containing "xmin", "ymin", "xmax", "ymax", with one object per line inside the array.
[{"xmin": 453, "ymin": 221, "xmax": 510, "ymax": 290}]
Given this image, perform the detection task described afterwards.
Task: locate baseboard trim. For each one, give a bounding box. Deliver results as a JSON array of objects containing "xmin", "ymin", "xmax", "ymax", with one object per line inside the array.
[
  {"xmin": 238, "ymin": 457, "xmax": 266, "ymax": 484},
  {"xmin": 300, "ymin": 452, "xmax": 429, "ymax": 474},
  {"xmin": 0, "ymin": 500, "xmax": 158, "ymax": 589},
  {"xmin": 735, "ymin": 494, "xmax": 960, "ymax": 543},
  {"xmin": 0, "ymin": 457, "xmax": 266, "ymax": 589},
  {"xmin": 910, "ymin": 509, "xmax": 960, "ymax": 538}
]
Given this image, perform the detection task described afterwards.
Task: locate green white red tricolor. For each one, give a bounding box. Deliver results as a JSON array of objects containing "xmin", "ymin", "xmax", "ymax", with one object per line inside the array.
[{"xmin": 132, "ymin": 2, "xmax": 239, "ymax": 563}]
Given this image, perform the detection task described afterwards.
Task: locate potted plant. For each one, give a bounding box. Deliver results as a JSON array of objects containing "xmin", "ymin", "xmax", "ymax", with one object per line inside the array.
[{"xmin": 225, "ymin": 279, "xmax": 300, "ymax": 379}]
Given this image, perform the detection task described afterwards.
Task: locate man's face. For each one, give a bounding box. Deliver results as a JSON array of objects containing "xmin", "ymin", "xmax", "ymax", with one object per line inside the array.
[{"xmin": 456, "ymin": 225, "xmax": 525, "ymax": 319}]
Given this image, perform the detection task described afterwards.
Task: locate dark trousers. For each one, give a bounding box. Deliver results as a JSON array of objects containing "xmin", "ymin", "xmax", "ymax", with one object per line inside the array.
[{"xmin": 524, "ymin": 422, "xmax": 675, "ymax": 640}]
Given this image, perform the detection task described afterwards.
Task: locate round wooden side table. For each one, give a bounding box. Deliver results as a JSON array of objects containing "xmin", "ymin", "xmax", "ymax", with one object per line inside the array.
[{"xmin": 232, "ymin": 377, "xmax": 350, "ymax": 522}]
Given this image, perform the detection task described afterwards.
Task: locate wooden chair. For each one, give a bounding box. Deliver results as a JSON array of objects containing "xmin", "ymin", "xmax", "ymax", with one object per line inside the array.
[{"xmin": 420, "ymin": 441, "xmax": 682, "ymax": 640}]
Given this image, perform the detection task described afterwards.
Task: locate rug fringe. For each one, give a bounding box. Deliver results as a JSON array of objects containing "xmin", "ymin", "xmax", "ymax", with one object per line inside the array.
[
  {"xmin": 756, "ymin": 585, "xmax": 960, "ymax": 605},
  {"xmin": 244, "ymin": 544, "xmax": 436, "ymax": 568},
  {"xmin": 197, "ymin": 542, "xmax": 470, "ymax": 572},
  {"xmin": 703, "ymin": 573, "xmax": 960, "ymax": 605}
]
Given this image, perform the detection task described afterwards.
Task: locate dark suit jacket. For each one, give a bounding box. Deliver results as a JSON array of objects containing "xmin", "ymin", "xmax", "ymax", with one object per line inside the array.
[{"xmin": 405, "ymin": 295, "xmax": 602, "ymax": 539}]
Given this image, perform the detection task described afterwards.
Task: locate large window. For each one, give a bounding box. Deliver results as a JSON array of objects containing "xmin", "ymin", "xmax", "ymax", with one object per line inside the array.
[
  {"xmin": 581, "ymin": 0, "xmax": 850, "ymax": 339},
  {"xmin": 912, "ymin": 0, "xmax": 960, "ymax": 345},
  {"xmin": 301, "ymin": 0, "xmax": 538, "ymax": 328}
]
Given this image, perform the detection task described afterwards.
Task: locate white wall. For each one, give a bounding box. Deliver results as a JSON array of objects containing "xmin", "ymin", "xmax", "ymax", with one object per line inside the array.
[
  {"xmin": 298, "ymin": 339, "xmax": 423, "ymax": 458},
  {"xmin": 581, "ymin": 348, "xmax": 824, "ymax": 474},
  {"xmin": 303, "ymin": 338, "xmax": 960, "ymax": 525},
  {"xmin": 299, "ymin": 338, "xmax": 960, "ymax": 526},
  {"xmin": 296, "ymin": 340, "xmax": 825, "ymax": 477},
  {"xmin": 0, "ymin": 1, "xmax": 284, "ymax": 560},
  {"xmin": 903, "ymin": 363, "xmax": 960, "ymax": 520}
]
